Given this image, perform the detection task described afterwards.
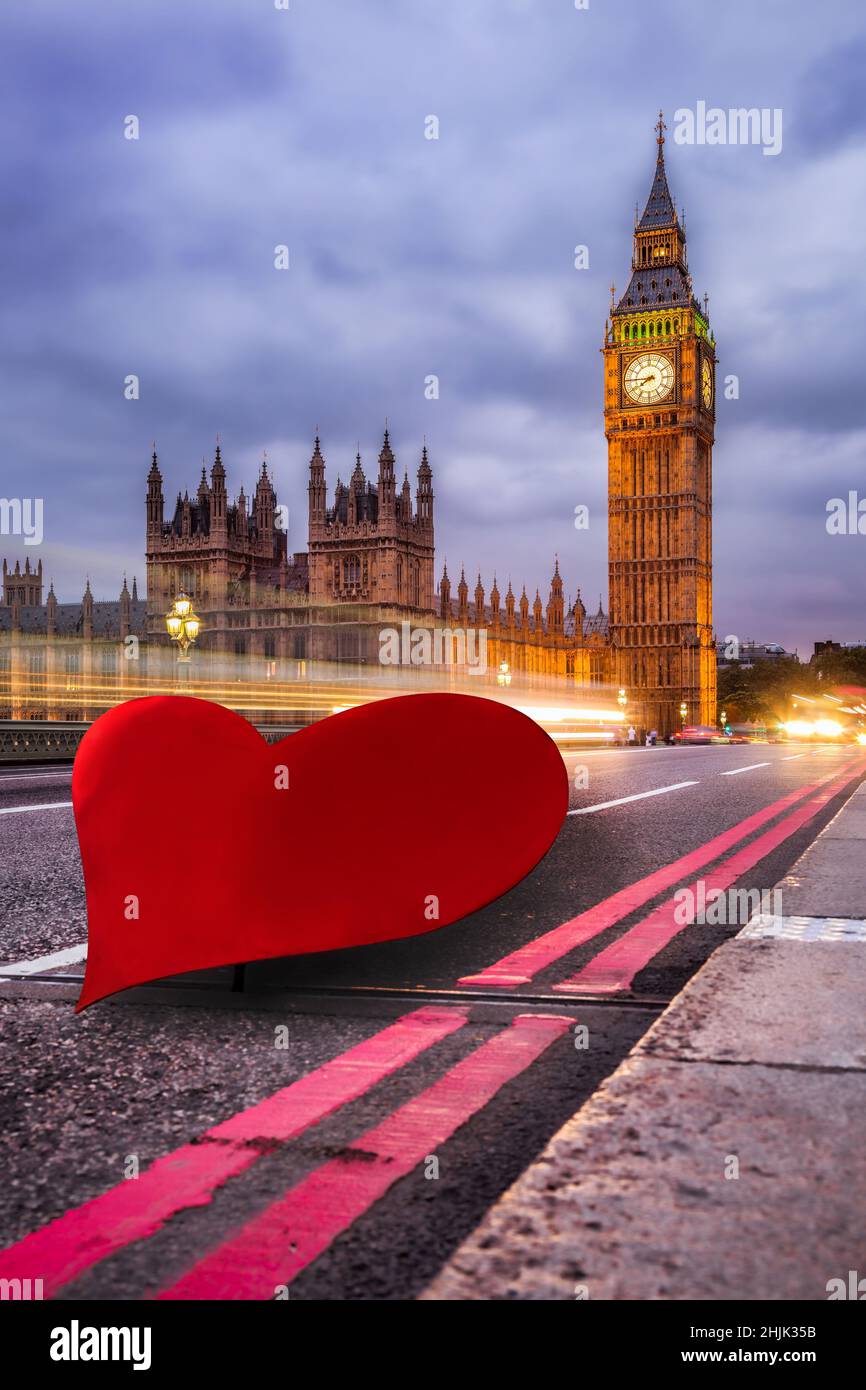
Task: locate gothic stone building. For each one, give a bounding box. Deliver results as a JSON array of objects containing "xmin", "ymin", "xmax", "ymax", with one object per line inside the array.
[
  {"xmin": 144, "ymin": 430, "xmax": 611, "ymax": 681},
  {"xmin": 605, "ymin": 114, "xmax": 716, "ymax": 733},
  {"xmin": 0, "ymin": 559, "xmax": 147, "ymax": 721}
]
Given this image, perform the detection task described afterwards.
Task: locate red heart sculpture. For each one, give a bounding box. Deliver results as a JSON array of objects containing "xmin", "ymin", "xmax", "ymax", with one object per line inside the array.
[{"xmin": 72, "ymin": 693, "xmax": 567, "ymax": 1010}]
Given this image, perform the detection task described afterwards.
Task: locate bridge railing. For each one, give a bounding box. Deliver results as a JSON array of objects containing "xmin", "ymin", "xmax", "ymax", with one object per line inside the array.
[{"xmin": 0, "ymin": 720, "xmax": 302, "ymax": 763}]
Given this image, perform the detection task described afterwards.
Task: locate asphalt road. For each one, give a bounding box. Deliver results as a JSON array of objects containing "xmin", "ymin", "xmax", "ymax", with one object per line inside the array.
[{"xmin": 0, "ymin": 741, "xmax": 862, "ymax": 1300}]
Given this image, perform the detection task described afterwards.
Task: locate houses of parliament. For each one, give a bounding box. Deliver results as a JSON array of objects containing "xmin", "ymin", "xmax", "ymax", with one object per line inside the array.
[{"xmin": 1, "ymin": 117, "xmax": 716, "ymax": 735}]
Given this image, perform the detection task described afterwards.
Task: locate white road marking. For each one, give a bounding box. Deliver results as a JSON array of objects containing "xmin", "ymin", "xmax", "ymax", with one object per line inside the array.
[
  {"xmin": 568, "ymin": 780, "xmax": 699, "ymax": 814},
  {"xmin": 0, "ymin": 942, "xmax": 87, "ymax": 979},
  {"xmin": 0, "ymin": 801, "xmax": 73, "ymax": 815},
  {"xmin": 720, "ymin": 763, "xmax": 770, "ymax": 776},
  {"xmin": 0, "ymin": 772, "xmax": 72, "ymax": 783},
  {"xmin": 781, "ymin": 754, "xmax": 806, "ymax": 761}
]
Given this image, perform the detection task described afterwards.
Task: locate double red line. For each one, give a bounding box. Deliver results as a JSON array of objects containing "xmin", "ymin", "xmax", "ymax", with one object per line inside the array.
[{"xmin": 461, "ymin": 758, "xmax": 866, "ymax": 991}]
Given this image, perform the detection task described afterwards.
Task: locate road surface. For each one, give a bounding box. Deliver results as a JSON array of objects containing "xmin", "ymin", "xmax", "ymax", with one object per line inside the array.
[{"xmin": 0, "ymin": 740, "xmax": 861, "ymax": 1299}]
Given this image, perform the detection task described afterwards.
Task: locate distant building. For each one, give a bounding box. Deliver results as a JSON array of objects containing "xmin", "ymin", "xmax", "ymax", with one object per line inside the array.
[
  {"xmin": 716, "ymin": 639, "xmax": 795, "ymax": 671},
  {"xmin": 1, "ymin": 558, "xmax": 145, "ymax": 641},
  {"xmin": 813, "ymin": 639, "xmax": 866, "ymax": 658}
]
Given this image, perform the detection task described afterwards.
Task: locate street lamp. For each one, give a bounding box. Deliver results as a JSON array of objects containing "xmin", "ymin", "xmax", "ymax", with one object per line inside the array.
[
  {"xmin": 679, "ymin": 701, "xmax": 688, "ymax": 723},
  {"xmin": 617, "ymin": 687, "xmax": 627, "ymax": 710},
  {"xmin": 165, "ymin": 591, "xmax": 201, "ymax": 662},
  {"xmin": 497, "ymin": 660, "xmax": 511, "ymax": 688}
]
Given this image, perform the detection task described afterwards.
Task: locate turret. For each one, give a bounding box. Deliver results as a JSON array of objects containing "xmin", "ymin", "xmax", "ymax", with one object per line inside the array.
[
  {"xmin": 377, "ymin": 427, "xmax": 397, "ymax": 522},
  {"xmin": 474, "ymin": 574, "xmax": 485, "ymax": 626},
  {"xmin": 146, "ymin": 446, "xmax": 164, "ymax": 540},
  {"xmin": 416, "ymin": 443, "xmax": 433, "ymax": 528},
  {"xmin": 573, "ymin": 588, "xmax": 586, "ymax": 636},
  {"xmin": 83, "ymin": 578, "xmax": 93, "ymax": 640},
  {"xmin": 439, "ymin": 562, "xmax": 451, "ymax": 621},
  {"xmin": 519, "ymin": 586, "xmax": 529, "ymax": 631},
  {"xmin": 197, "ymin": 464, "xmax": 210, "ymax": 506},
  {"xmin": 400, "ymin": 472, "xmax": 412, "ymax": 523},
  {"xmin": 47, "ymin": 581, "xmax": 57, "ymax": 637},
  {"xmin": 490, "ymin": 575, "xmax": 500, "ymax": 628},
  {"xmin": 210, "ymin": 440, "xmax": 227, "ymax": 535},
  {"xmin": 308, "ymin": 434, "xmax": 326, "ymax": 527},
  {"xmin": 120, "ymin": 574, "xmax": 131, "ymax": 640},
  {"xmin": 457, "ymin": 566, "xmax": 468, "ymax": 624},
  {"xmin": 547, "ymin": 557, "xmax": 564, "ymax": 634},
  {"xmin": 254, "ymin": 459, "xmax": 275, "ymax": 547},
  {"xmin": 349, "ymin": 452, "xmax": 365, "ymax": 525}
]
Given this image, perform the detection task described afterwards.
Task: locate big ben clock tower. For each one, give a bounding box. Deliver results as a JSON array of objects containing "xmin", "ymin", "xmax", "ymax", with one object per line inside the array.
[{"xmin": 605, "ymin": 113, "xmax": 716, "ymax": 736}]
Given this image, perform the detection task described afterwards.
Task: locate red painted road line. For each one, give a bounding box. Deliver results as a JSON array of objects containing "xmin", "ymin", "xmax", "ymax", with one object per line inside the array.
[
  {"xmin": 0, "ymin": 1006, "xmax": 465, "ymax": 1299},
  {"xmin": 159, "ymin": 1013, "xmax": 572, "ymax": 1300},
  {"xmin": 554, "ymin": 760, "xmax": 866, "ymax": 995},
  {"xmin": 459, "ymin": 762, "xmax": 852, "ymax": 988}
]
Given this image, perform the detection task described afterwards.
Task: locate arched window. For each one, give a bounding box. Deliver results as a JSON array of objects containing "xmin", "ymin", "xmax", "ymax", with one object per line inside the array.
[
  {"xmin": 343, "ymin": 554, "xmax": 360, "ymax": 588},
  {"xmin": 665, "ymin": 319, "xmax": 671, "ymax": 335}
]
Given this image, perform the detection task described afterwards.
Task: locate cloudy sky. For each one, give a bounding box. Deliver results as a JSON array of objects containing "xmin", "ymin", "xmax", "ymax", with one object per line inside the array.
[{"xmin": 1, "ymin": 0, "xmax": 864, "ymax": 654}]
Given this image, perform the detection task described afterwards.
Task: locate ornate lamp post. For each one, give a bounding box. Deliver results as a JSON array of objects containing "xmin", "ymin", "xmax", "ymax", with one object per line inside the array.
[
  {"xmin": 165, "ymin": 591, "xmax": 201, "ymax": 663},
  {"xmin": 497, "ymin": 660, "xmax": 511, "ymax": 688},
  {"xmin": 679, "ymin": 701, "xmax": 688, "ymax": 725},
  {"xmin": 617, "ymin": 687, "xmax": 627, "ymax": 711}
]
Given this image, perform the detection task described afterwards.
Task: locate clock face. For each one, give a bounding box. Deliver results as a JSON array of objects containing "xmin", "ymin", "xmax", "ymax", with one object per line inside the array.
[
  {"xmin": 623, "ymin": 352, "xmax": 674, "ymax": 405},
  {"xmin": 701, "ymin": 358, "xmax": 713, "ymax": 409}
]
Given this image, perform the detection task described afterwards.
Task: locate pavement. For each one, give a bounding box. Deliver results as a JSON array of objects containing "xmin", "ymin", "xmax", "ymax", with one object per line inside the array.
[
  {"xmin": 1, "ymin": 743, "xmax": 864, "ymax": 1299},
  {"xmin": 422, "ymin": 776, "xmax": 866, "ymax": 1300}
]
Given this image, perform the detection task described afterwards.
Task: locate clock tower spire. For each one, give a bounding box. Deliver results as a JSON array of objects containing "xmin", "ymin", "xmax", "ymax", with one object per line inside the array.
[{"xmin": 604, "ymin": 115, "xmax": 716, "ymax": 735}]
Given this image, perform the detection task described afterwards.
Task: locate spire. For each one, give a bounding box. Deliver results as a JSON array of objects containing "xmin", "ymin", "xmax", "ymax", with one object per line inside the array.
[
  {"xmin": 439, "ymin": 560, "xmax": 451, "ymax": 620},
  {"xmin": 638, "ymin": 110, "xmax": 677, "ymax": 230},
  {"xmin": 378, "ymin": 426, "xmax": 395, "ymax": 470},
  {"xmin": 211, "ymin": 435, "xmax": 225, "ymax": 484},
  {"xmin": 132, "ymin": 576, "xmax": 139, "ymax": 602}
]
